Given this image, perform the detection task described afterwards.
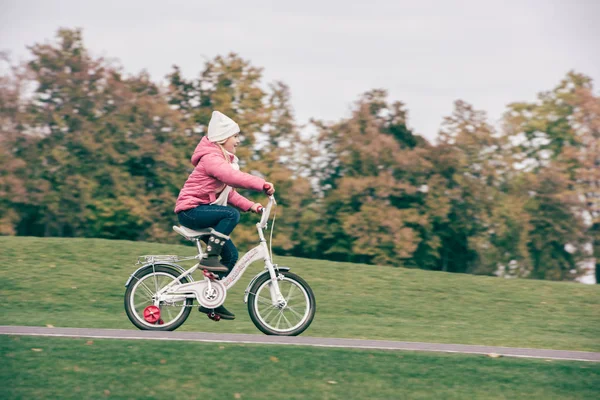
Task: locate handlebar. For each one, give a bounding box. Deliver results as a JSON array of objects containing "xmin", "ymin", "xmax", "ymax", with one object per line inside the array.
[{"xmin": 258, "ymin": 195, "xmax": 276, "ymax": 229}]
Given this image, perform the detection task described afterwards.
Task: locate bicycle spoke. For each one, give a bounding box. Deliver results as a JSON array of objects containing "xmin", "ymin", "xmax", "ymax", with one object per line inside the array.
[
  {"xmin": 256, "ymin": 295, "xmax": 272, "ymax": 306},
  {"xmin": 286, "ymin": 284, "xmax": 296, "ymax": 301},
  {"xmin": 260, "ymin": 304, "xmax": 277, "ymax": 315},
  {"xmin": 275, "ymin": 312, "xmax": 284, "ymax": 330},
  {"xmin": 138, "ymin": 281, "xmax": 155, "ymax": 298},
  {"xmin": 134, "ymin": 297, "xmax": 152, "ymax": 308},
  {"xmin": 286, "ymin": 293, "xmax": 303, "ymax": 303},
  {"xmin": 259, "ymin": 306, "xmax": 277, "ymax": 318},
  {"xmin": 286, "ymin": 305, "xmax": 305, "ymax": 319},
  {"xmin": 165, "ymin": 306, "xmax": 174, "ymax": 321},
  {"xmin": 262, "ymin": 305, "xmax": 278, "ymax": 321},
  {"xmin": 153, "ymin": 271, "xmax": 160, "ymax": 293},
  {"xmin": 280, "ymin": 311, "xmax": 293, "ymax": 328},
  {"xmin": 134, "ymin": 291, "xmax": 153, "ymax": 304}
]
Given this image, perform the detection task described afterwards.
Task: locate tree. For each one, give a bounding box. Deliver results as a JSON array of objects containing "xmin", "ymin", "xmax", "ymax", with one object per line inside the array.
[
  {"xmin": 310, "ymin": 90, "xmax": 431, "ymax": 266},
  {"xmin": 561, "ymin": 84, "xmax": 600, "ymax": 282},
  {"xmin": 500, "ymin": 72, "xmax": 596, "ymax": 280},
  {"xmin": 424, "ymin": 100, "xmax": 510, "ymax": 274},
  {"xmin": 1, "ymin": 29, "xmax": 189, "ymax": 240}
]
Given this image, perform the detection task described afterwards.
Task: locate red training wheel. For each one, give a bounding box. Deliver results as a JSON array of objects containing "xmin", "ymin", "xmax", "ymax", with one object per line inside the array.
[{"xmin": 143, "ymin": 305, "xmax": 161, "ymax": 324}]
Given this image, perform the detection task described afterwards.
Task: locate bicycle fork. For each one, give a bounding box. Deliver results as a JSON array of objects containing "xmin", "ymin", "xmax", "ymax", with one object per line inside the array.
[{"xmin": 263, "ymin": 246, "xmax": 286, "ymax": 308}]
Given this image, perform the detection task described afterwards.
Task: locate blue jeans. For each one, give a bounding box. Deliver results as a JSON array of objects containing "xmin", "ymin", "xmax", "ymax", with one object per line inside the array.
[{"xmin": 177, "ymin": 205, "xmax": 240, "ymax": 270}]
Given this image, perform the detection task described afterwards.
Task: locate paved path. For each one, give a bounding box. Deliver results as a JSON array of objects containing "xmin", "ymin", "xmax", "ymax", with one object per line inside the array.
[{"xmin": 1, "ymin": 325, "xmax": 598, "ymax": 362}]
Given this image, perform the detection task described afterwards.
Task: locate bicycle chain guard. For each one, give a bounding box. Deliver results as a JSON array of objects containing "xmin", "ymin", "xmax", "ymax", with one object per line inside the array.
[{"xmin": 165, "ymin": 279, "xmax": 227, "ymax": 309}]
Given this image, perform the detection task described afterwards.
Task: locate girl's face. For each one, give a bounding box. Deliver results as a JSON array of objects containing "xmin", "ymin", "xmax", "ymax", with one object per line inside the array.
[{"xmin": 222, "ymin": 134, "xmax": 241, "ymax": 154}]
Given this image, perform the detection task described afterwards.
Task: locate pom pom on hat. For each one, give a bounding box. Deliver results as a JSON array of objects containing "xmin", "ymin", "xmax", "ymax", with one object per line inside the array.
[{"xmin": 207, "ymin": 111, "xmax": 240, "ymax": 143}]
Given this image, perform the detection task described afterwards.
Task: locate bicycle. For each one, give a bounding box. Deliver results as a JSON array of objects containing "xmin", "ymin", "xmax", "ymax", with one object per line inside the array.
[{"xmin": 123, "ymin": 195, "xmax": 316, "ymax": 336}]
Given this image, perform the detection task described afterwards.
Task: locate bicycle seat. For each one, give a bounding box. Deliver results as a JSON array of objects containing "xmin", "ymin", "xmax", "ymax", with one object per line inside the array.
[{"xmin": 173, "ymin": 225, "xmax": 215, "ymax": 240}]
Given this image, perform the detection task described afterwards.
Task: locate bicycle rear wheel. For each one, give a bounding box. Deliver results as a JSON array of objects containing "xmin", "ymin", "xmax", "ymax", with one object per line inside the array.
[
  {"xmin": 124, "ymin": 264, "xmax": 192, "ymax": 331},
  {"xmin": 247, "ymin": 271, "xmax": 316, "ymax": 336}
]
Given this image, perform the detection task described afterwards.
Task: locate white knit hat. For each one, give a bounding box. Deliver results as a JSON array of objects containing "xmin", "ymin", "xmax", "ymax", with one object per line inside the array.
[{"xmin": 207, "ymin": 111, "xmax": 240, "ymax": 143}]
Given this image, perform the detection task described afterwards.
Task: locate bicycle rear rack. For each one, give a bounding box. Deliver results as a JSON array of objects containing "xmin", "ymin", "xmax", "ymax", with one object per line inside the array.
[{"xmin": 136, "ymin": 255, "xmax": 199, "ymax": 265}]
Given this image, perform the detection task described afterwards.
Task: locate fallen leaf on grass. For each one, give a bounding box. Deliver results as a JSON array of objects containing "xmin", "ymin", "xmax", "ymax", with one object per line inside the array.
[
  {"xmin": 487, "ymin": 353, "xmax": 501, "ymax": 358},
  {"xmin": 46, "ymin": 324, "xmax": 54, "ymax": 328},
  {"xmin": 269, "ymin": 356, "xmax": 279, "ymax": 363},
  {"xmin": 234, "ymin": 394, "xmax": 242, "ymax": 399},
  {"xmin": 219, "ymin": 346, "xmax": 225, "ymax": 350},
  {"xmin": 327, "ymin": 381, "xmax": 338, "ymax": 385},
  {"xmin": 104, "ymin": 389, "xmax": 110, "ymax": 396},
  {"xmin": 31, "ymin": 348, "xmax": 43, "ymax": 352},
  {"xmin": 160, "ymin": 359, "xmax": 167, "ymax": 364},
  {"xmin": 86, "ymin": 340, "xmax": 94, "ymax": 345}
]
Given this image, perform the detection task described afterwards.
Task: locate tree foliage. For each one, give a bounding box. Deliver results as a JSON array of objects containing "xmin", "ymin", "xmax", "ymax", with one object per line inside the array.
[{"xmin": 1, "ymin": 29, "xmax": 597, "ymax": 282}]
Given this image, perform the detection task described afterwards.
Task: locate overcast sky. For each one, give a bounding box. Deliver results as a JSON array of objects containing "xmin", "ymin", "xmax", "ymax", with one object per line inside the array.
[{"xmin": 1, "ymin": 0, "xmax": 599, "ymax": 142}]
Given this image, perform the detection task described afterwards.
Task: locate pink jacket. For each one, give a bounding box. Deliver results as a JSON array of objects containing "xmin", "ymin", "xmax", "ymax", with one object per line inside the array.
[{"xmin": 174, "ymin": 137, "xmax": 265, "ymax": 213}]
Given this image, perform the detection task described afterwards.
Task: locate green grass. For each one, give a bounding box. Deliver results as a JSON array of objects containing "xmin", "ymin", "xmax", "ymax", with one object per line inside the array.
[
  {"xmin": 1, "ymin": 236, "xmax": 599, "ymax": 351},
  {"xmin": 2, "ymin": 335, "xmax": 599, "ymax": 400}
]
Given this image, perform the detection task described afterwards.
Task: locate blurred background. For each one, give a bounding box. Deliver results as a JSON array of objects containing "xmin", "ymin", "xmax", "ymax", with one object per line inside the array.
[{"xmin": 1, "ymin": 0, "xmax": 598, "ymax": 282}]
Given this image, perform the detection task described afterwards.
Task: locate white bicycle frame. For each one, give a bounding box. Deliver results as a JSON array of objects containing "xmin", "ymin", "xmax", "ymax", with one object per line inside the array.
[{"xmin": 139, "ymin": 195, "xmax": 286, "ymax": 308}]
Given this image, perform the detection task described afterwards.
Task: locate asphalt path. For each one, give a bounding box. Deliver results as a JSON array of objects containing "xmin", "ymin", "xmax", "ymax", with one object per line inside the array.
[{"xmin": 1, "ymin": 325, "xmax": 598, "ymax": 362}]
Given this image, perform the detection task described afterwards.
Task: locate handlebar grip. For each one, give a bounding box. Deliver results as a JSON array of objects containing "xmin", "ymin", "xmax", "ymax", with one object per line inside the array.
[
  {"xmin": 263, "ymin": 183, "xmax": 273, "ymax": 194},
  {"xmin": 257, "ymin": 206, "xmax": 264, "ymax": 214}
]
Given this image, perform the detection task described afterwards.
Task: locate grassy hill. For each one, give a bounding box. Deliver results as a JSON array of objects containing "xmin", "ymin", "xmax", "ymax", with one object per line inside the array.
[{"xmin": 1, "ymin": 236, "xmax": 599, "ymax": 351}]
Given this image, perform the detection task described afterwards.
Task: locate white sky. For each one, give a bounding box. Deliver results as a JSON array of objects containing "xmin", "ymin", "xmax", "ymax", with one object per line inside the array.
[{"xmin": 1, "ymin": 0, "xmax": 599, "ymax": 142}]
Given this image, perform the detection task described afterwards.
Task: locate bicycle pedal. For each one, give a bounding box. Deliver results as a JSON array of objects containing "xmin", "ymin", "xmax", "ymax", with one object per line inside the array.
[
  {"xmin": 208, "ymin": 312, "xmax": 221, "ymax": 322},
  {"xmin": 202, "ymin": 269, "xmax": 219, "ymax": 281}
]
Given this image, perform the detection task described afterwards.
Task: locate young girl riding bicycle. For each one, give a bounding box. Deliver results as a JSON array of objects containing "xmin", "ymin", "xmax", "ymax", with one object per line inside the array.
[{"xmin": 174, "ymin": 111, "xmax": 275, "ymax": 319}]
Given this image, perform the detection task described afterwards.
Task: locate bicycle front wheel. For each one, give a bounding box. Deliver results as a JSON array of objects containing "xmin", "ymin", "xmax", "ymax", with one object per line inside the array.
[{"xmin": 247, "ymin": 271, "xmax": 316, "ymax": 336}]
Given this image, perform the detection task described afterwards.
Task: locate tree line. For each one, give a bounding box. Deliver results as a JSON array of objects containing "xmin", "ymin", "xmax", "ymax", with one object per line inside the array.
[{"xmin": 1, "ymin": 29, "xmax": 598, "ymax": 281}]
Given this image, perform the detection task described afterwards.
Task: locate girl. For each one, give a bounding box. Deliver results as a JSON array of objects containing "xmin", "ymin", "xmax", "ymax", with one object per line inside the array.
[{"xmin": 174, "ymin": 111, "xmax": 275, "ymax": 319}]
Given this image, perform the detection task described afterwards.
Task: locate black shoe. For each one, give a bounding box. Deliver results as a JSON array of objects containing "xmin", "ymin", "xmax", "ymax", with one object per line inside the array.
[{"xmin": 198, "ymin": 305, "xmax": 235, "ymax": 320}]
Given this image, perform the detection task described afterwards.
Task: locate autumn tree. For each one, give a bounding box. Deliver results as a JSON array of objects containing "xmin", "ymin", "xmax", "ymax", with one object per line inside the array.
[
  {"xmin": 1, "ymin": 29, "xmax": 189, "ymax": 240},
  {"xmin": 422, "ymin": 100, "xmax": 509, "ymax": 274},
  {"xmin": 501, "ymin": 72, "xmax": 595, "ymax": 280},
  {"xmin": 310, "ymin": 89, "xmax": 431, "ymax": 266}
]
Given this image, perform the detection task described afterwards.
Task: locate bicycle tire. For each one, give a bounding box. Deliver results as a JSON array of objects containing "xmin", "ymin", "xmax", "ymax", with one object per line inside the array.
[
  {"xmin": 124, "ymin": 264, "xmax": 193, "ymax": 331},
  {"xmin": 247, "ymin": 271, "xmax": 316, "ymax": 336}
]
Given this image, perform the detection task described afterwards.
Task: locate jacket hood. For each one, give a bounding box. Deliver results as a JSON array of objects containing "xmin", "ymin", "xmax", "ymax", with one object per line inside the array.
[{"xmin": 191, "ymin": 136, "xmax": 230, "ymax": 166}]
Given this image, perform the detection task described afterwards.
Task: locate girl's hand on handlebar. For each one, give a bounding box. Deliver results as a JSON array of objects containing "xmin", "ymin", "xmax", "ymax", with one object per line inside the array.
[
  {"xmin": 263, "ymin": 182, "xmax": 275, "ymax": 196},
  {"xmin": 250, "ymin": 203, "xmax": 263, "ymax": 214}
]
